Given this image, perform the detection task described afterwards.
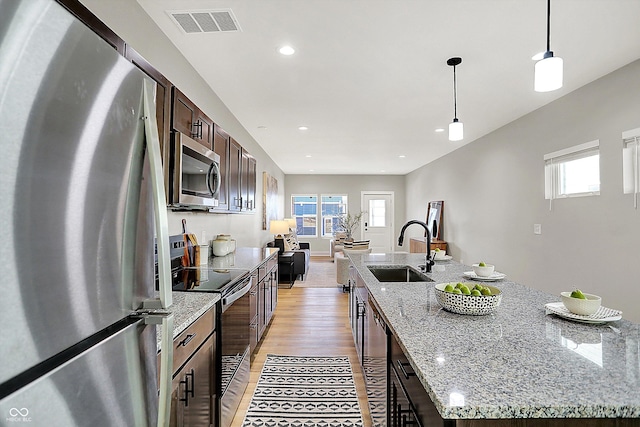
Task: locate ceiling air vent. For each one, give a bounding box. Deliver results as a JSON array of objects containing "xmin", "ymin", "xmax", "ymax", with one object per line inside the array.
[{"xmin": 168, "ymin": 9, "xmax": 241, "ymax": 34}]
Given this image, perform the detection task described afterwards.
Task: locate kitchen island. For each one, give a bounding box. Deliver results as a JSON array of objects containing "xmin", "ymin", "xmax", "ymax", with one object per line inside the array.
[{"xmin": 350, "ymin": 252, "xmax": 640, "ymax": 425}]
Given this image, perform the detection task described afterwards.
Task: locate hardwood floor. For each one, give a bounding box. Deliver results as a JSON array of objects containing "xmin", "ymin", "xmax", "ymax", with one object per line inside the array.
[{"xmin": 230, "ymin": 286, "xmax": 372, "ymax": 427}]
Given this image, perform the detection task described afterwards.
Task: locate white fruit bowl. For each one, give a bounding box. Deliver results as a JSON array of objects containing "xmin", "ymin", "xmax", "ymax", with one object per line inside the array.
[
  {"xmin": 472, "ymin": 263, "xmax": 495, "ymax": 277},
  {"xmin": 434, "ymin": 283, "xmax": 502, "ymax": 315},
  {"xmin": 560, "ymin": 292, "xmax": 601, "ymax": 316},
  {"xmin": 433, "ymin": 250, "xmax": 448, "ymax": 260}
]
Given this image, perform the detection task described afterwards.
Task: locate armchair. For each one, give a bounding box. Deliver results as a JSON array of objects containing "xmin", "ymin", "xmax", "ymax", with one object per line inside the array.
[{"xmin": 268, "ymin": 239, "xmax": 310, "ymax": 282}]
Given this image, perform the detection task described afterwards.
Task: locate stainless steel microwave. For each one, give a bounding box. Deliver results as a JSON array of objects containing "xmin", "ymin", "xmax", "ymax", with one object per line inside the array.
[{"xmin": 169, "ymin": 132, "xmax": 221, "ymax": 209}]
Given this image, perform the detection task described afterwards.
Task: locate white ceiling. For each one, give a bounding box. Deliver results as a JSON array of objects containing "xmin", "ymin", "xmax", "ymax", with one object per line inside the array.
[{"xmin": 137, "ymin": 0, "xmax": 640, "ymax": 175}]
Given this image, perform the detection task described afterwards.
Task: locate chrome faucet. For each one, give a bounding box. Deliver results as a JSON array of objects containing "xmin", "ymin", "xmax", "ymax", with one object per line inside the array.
[{"xmin": 398, "ymin": 220, "xmax": 434, "ymax": 273}]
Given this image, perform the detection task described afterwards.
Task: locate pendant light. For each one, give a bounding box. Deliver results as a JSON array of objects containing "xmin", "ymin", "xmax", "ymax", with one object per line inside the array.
[
  {"xmin": 534, "ymin": 0, "xmax": 563, "ymax": 92},
  {"xmin": 447, "ymin": 57, "xmax": 463, "ymax": 142}
]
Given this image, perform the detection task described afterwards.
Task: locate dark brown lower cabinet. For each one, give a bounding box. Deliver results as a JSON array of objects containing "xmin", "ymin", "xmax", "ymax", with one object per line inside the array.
[{"xmin": 170, "ymin": 333, "xmax": 215, "ymax": 426}]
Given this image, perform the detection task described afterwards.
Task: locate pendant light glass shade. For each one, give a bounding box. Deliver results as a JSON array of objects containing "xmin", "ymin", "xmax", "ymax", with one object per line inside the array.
[
  {"xmin": 534, "ymin": 53, "xmax": 563, "ymax": 92},
  {"xmin": 535, "ymin": 0, "xmax": 563, "ymax": 92},
  {"xmin": 449, "ymin": 118, "xmax": 463, "ymax": 141}
]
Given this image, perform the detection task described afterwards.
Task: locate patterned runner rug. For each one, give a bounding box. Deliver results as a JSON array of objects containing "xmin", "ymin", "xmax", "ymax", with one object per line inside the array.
[{"xmin": 242, "ymin": 354, "xmax": 364, "ymax": 427}]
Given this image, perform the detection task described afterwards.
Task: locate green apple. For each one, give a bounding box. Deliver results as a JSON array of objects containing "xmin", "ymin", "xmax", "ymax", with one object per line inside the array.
[
  {"xmin": 478, "ymin": 262, "xmax": 486, "ymax": 267},
  {"xmin": 474, "ymin": 284, "xmax": 484, "ymax": 291},
  {"xmin": 471, "ymin": 289, "xmax": 482, "ymax": 296},
  {"xmin": 444, "ymin": 284, "xmax": 454, "ymax": 292},
  {"xmin": 481, "ymin": 288, "xmax": 492, "ymax": 296},
  {"xmin": 570, "ymin": 289, "xmax": 586, "ymax": 299},
  {"xmin": 452, "ymin": 288, "xmax": 462, "ymax": 295}
]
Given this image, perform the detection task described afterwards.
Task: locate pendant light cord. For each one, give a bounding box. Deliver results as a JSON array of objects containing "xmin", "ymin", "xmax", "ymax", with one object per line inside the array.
[
  {"xmin": 453, "ymin": 65, "xmax": 458, "ymax": 119},
  {"xmin": 546, "ymin": 0, "xmax": 551, "ymax": 52}
]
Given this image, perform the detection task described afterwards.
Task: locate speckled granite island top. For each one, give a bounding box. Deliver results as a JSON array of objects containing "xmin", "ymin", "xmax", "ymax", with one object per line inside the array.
[{"xmin": 350, "ymin": 253, "xmax": 640, "ymax": 420}]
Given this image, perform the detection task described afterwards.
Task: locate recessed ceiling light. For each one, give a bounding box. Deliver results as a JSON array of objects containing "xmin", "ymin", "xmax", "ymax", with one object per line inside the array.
[
  {"xmin": 298, "ymin": 126, "xmax": 308, "ymax": 131},
  {"xmin": 399, "ymin": 155, "xmax": 406, "ymax": 158},
  {"xmin": 380, "ymin": 170, "xmax": 386, "ymax": 173},
  {"xmin": 257, "ymin": 125, "xmax": 267, "ymax": 129},
  {"xmin": 309, "ymin": 169, "xmax": 314, "ymax": 172},
  {"xmin": 435, "ymin": 128, "xmax": 445, "ymax": 133},
  {"xmin": 305, "ymin": 155, "xmax": 312, "ymax": 158},
  {"xmin": 279, "ymin": 45, "xmax": 295, "ymax": 55}
]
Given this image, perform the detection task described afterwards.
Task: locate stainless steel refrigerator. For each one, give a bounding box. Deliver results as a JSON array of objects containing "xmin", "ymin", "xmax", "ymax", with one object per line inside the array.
[{"xmin": 0, "ymin": 0, "xmax": 174, "ymax": 425}]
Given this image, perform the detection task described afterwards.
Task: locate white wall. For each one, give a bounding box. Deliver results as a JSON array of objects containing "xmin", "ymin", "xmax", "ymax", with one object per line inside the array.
[
  {"xmin": 406, "ymin": 59, "xmax": 640, "ymax": 322},
  {"xmin": 80, "ymin": 0, "xmax": 285, "ymax": 248},
  {"xmin": 285, "ymin": 175, "xmax": 406, "ymax": 254}
]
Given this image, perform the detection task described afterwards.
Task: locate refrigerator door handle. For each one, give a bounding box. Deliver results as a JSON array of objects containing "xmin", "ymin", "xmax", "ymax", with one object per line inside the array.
[
  {"xmin": 141, "ymin": 312, "xmax": 174, "ymax": 427},
  {"xmin": 141, "ymin": 79, "xmax": 172, "ymax": 311}
]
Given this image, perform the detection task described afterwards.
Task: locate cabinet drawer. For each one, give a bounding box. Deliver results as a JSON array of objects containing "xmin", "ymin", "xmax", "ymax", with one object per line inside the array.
[{"xmin": 173, "ymin": 308, "xmax": 215, "ymax": 374}]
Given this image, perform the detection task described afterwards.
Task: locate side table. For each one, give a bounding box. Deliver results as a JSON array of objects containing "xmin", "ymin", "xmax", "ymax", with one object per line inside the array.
[{"xmin": 278, "ymin": 252, "xmax": 295, "ymax": 288}]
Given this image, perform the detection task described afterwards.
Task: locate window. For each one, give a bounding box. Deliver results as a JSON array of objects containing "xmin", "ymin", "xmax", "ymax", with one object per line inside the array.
[
  {"xmin": 545, "ymin": 140, "xmax": 600, "ymax": 202},
  {"xmin": 321, "ymin": 195, "xmax": 347, "ymax": 237},
  {"xmin": 622, "ymin": 127, "xmax": 640, "ymax": 208},
  {"xmin": 367, "ymin": 199, "xmax": 386, "ymax": 227},
  {"xmin": 291, "ymin": 195, "xmax": 317, "ymax": 237}
]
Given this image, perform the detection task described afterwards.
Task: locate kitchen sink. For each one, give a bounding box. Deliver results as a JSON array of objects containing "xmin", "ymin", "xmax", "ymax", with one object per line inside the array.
[{"xmin": 367, "ymin": 266, "xmax": 433, "ymax": 282}]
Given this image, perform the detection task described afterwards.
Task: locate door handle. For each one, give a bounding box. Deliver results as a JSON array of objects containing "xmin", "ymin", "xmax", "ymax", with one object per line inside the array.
[{"xmin": 180, "ymin": 368, "xmax": 195, "ymax": 406}]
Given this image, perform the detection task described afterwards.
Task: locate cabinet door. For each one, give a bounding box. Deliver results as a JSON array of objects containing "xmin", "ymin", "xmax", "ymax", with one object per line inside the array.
[
  {"xmin": 257, "ymin": 276, "xmax": 266, "ymax": 340},
  {"xmin": 249, "ymin": 275, "xmax": 259, "ymax": 354},
  {"xmin": 170, "ymin": 333, "xmax": 215, "ymax": 427},
  {"xmin": 213, "ymin": 125, "xmax": 230, "ymax": 210},
  {"xmin": 240, "ymin": 149, "xmax": 250, "ymax": 210},
  {"xmin": 194, "ymin": 110, "xmax": 213, "ymax": 149},
  {"xmin": 269, "ymin": 267, "xmax": 278, "ymax": 317},
  {"xmin": 228, "ymin": 138, "xmax": 242, "ymax": 211},
  {"xmin": 172, "ymin": 87, "xmax": 196, "ymax": 138},
  {"xmin": 247, "ymin": 155, "xmax": 256, "ymax": 211}
]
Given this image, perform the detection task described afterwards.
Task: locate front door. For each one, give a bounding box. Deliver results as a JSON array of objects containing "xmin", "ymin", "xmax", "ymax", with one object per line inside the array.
[{"xmin": 361, "ymin": 191, "xmax": 394, "ymax": 253}]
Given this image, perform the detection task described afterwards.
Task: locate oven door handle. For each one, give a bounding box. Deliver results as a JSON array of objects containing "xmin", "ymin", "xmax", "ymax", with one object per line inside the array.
[{"xmin": 222, "ymin": 278, "xmax": 253, "ymax": 308}]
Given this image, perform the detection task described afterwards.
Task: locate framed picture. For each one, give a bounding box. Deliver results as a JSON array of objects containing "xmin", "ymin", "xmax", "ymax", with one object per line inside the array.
[
  {"xmin": 425, "ymin": 201, "xmax": 444, "ymax": 241},
  {"xmin": 262, "ymin": 172, "xmax": 278, "ymax": 230}
]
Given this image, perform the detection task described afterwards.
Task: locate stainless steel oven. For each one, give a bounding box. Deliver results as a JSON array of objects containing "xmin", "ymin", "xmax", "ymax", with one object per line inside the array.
[{"xmin": 169, "ymin": 131, "xmax": 221, "ymax": 209}]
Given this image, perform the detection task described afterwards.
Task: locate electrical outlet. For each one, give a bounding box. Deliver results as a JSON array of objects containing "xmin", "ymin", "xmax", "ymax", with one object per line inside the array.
[{"xmin": 534, "ymin": 224, "xmax": 542, "ymax": 235}]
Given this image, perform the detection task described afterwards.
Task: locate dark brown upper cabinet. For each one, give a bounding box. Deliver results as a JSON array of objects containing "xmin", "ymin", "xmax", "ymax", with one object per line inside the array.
[
  {"xmin": 171, "ymin": 88, "xmax": 213, "ymax": 149},
  {"xmin": 56, "ymin": 0, "xmax": 125, "ymax": 54},
  {"xmin": 241, "ymin": 149, "xmax": 256, "ymax": 211},
  {"xmin": 228, "ymin": 138, "xmax": 243, "ymax": 212},
  {"xmin": 213, "ymin": 125, "xmax": 231, "ymax": 211}
]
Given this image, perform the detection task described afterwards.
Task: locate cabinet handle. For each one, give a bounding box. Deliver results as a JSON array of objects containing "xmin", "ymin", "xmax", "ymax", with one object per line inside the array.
[
  {"xmin": 397, "ymin": 360, "xmax": 416, "ymax": 379},
  {"xmin": 179, "ymin": 333, "xmax": 196, "ymax": 347},
  {"xmin": 356, "ymin": 302, "xmax": 365, "ymax": 319},
  {"xmin": 191, "ymin": 120, "xmax": 203, "ymax": 140},
  {"xmin": 180, "ymin": 368, "xmax": 195, "ymax": 406}
]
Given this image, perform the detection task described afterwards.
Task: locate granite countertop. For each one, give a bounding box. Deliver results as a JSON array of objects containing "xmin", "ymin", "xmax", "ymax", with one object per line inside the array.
[
  {"xmin": 156, "ymin": 247, "xmax": 278, "ymax": 350},
  {"xmin": 349, "ymin": 252, "xmax": 640, "ymax": 420}
]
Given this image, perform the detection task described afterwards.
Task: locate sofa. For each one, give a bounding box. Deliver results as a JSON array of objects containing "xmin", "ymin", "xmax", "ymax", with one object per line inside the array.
[{"xmin": 268, "ymin": 239, "xmax": 310, "ymax": 282}]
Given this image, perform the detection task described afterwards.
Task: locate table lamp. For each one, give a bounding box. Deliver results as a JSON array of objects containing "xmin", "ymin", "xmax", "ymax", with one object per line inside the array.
[{"xmin": 269, "ymin": 220, "xmax": 289, "ymax": 238}]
